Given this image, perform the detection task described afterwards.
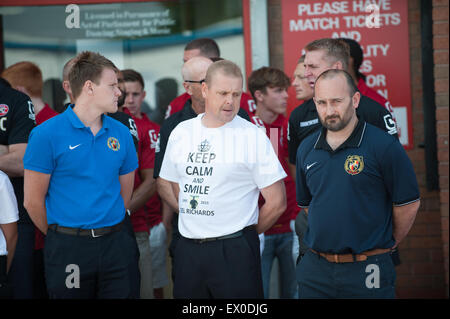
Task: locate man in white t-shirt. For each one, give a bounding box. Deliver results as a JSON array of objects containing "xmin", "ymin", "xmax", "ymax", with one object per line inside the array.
[
  {"xmin": 0, "ymin": 170, "xmax": 19, "ymax": 298},
  {"xmin": 159, "ymin": 60, "xmax": 287, "ymax": 298}
]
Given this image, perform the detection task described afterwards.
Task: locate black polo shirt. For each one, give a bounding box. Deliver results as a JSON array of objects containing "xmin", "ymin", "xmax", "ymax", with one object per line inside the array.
[
  {"xmin": 288, "ymin": 96, "xmax": 398, "ymax": 164},
  {"xmin": 295, "ymin": 120, "xmax": 419, "ymax": 254},
  {"xmin": 0, "ymin": 80, "xmax": 36, "ymax": 224},
  {"xmin": 153, "ymin": 99, "xmax": 251, "ymax": 178}
]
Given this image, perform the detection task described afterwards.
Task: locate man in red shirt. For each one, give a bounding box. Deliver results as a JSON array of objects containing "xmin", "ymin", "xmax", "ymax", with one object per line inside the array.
[
  {"xmin": 165, "ymin": 38, "xmax": 256, "ymax": 119},
  {"xmin": 340, "ymin": 38, "xmax": 396, "ymax": 120},
  {"xmin": 248, "ymin": 66, "xmax": 298, "ymax": 299},
  {"xmin": 2, "ymin": 61, "xmax": 59, "ymax": 298},
  {"xmin": 122, "ymin": 69, "xmax": 161, "ymax": 299}
]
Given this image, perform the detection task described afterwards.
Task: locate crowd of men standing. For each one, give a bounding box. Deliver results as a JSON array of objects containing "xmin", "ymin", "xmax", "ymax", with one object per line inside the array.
[{"xmin": 0, "ymin": 36, "xmax": 420, "ymax": 299}]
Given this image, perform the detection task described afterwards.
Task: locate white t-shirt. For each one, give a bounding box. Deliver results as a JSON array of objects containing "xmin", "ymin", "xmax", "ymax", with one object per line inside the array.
[
  {"xmin": 0, "ymin": 170, "xmax": 19, "ymax": 255},
  {"xmin": 159, "ymin": 114, "xmax": 286, "ymax": 239}
]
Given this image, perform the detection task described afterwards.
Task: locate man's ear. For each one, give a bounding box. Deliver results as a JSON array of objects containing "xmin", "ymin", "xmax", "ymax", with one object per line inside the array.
[
  {"xmin": 62, "ymin": 80, "xmax": 72, "ymax": 95},
  {"xmin": 142, "ymin": 90, "xmax": 147, "ymax": 99},
  {"xmin": 352, "ymin": 91, "xmax": 361, "ymax": 109},
  {"xmin": 333, "ymin": 60, "xmax": 344, "ymax": 70},
  {"xmin": 254, "ymin": 90, "xmax": 264, "ymax": 103},
  {"xmin": 183, "ymin": 82, "xmax": 192, "ymax": 96},
  {"xmin": 201, "ymin": 82, "xmax": 208, "ymax": 99},
  {"xmin": 83, "ymin": 80, "xmax": 94, "ymax": 95}
]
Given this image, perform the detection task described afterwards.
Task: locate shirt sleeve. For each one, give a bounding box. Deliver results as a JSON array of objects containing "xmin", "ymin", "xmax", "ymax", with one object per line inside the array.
[
  {"xmin": 127, "ymin": 117, "xmax": 139, "ymax": 152},
  {"xmin": 237, "ymin": 107, "xmax": 251, "ymax": 122},
  {"xmin": 138, "ymin": 127, "xmax": 153, "ymax": 170},
  {"xmin": 239, "ymin": 93, "xmax": 257, "ymax": 114},
  {"xmin": 251, "ymin": 128, "xmax": 287, "ymax": 189},
  {"xmin": 295, "ymin": 144, "xmax": 312, "ymax": 208},
  {"xmin": 153, "ymin": 121, "xmax": 171, "ymax": 178},
  {"xmin": 381, "ymin": 139, "xmax": 420, "ymax": 206},
  {"xmin": 23, "ymin": 126, "xmax": 54, "ymax": 174},
  {"xmin": 281, "ymin": 117, "xmax": 289, "ymax": 158},
  {"xmin": 119, "ymin": 128, "xmax": 139, "ymax": 175},
  {"xmin": 378, "ymin": 108, "xmax": 398, "ymax": 139},
  {"xmin": 8, "ymin": 95, "xmax": 36, "ymax": 145},
  {"xmin": 288, "ymin": 112, "xmax": 300, "ymax": 164},
  {"xmin": 359, "ymin": 97, "xmax": 399, "ymax": 139},
  {"xmin": 158, "ymin": 128, "xmax": 181, "ymax": 183}
]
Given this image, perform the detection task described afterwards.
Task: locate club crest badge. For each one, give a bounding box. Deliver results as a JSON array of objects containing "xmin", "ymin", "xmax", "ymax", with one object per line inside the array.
[
  {"xmin": 344, "ymin": 155, "xmax": 364, "ymax": 175},
  {"xmin": 107, "ymin": 137, "xmax": 120, "ymax": 151},
  {"xmin": 0, "ymin": 104, "xmax": 9, "ymax": 116}
]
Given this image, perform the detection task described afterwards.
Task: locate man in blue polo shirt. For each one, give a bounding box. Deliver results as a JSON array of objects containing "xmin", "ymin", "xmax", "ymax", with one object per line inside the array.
[
  {"xmin": 23, "ymin": 51, "xmax": 139, "ymax": 299},
  {"xmin": 295, "ymin": 69, "xmax": 420, "ymax": 299}
]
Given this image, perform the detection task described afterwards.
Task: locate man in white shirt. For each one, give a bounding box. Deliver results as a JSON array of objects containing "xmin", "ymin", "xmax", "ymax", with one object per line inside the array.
[
  {"xmin": 159, "ymin": 60, "xmax": 287, "ymax": 298},
  {"xmin": 0, "ymin": 170, "xmax": 19, "ymax": 298}
]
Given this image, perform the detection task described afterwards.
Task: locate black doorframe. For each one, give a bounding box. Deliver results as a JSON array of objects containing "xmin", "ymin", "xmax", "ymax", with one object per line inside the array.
[
  {"xmin": 0, "ymin": 16, "xmax": 4, "ymax": 73},
  {"xmin": 420, "ymin": 0, "xmax": 439, "ymax": 191}
]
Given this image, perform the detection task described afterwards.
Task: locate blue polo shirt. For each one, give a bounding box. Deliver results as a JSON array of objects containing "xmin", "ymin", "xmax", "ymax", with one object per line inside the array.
[
  {"xmin": 24, "ymin": 106, "xmax": 138, "ymax": 229},
  {"xmin": 296, "ymin": 120, "xmax": 420, "ymax": 254}
]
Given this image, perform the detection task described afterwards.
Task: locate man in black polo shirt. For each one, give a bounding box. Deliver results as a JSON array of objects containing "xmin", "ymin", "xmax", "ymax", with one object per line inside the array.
[
  {"xmin": 153, "ymin": 57, "xmax": 250, "ymax": 281},
  {"xmin": 0, "ymin": 77, "xmax": 36, "ymax": 298},
  {"xmin": 289, "ymin": 38, "xmax": 403, "ymax": 268},
  {"xmin": 288, "ymin": 38, "xmax": 398, "ymax": 165},
  {"xmin": 295, "ymin": 69, "xmax": 420, "ymax": 299}
]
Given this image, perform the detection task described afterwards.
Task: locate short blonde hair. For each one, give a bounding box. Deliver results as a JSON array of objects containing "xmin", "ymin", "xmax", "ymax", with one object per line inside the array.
[
  {"xmin": 305, "ymin": 38, "xmax": 350, "ymax": 70},
  {"xmin": 205, "ymin": 60, "xmax": 242, "ymax": 87}
]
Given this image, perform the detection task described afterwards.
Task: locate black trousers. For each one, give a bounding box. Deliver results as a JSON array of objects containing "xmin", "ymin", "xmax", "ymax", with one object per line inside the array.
[
  {"xmin": 44, "ymin": 220, "xmax": 140, "ymax": 299},
  {"xmin": 0, "ymin": 255, "xmax": 12, "ymax": 299},
  {"xmin": 173, "ymin": 225, "xmax": 264, "ymax": 299},
  {"xmin": 7, "ymin": 222, "xmax": 35, "ymax": 298}
]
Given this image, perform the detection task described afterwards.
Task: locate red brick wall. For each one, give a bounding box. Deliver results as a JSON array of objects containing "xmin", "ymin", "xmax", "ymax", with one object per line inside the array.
[
  {"xmin": 394, "ymin": 0, "xmax": 445, "ymax": 299},
  {"xmin": 433, "ymin": 0, "xmax": 449, "ymax": 298},
  {"xmin": 266, "ymin": 0, "xmax": 447, "ymax": 298}
]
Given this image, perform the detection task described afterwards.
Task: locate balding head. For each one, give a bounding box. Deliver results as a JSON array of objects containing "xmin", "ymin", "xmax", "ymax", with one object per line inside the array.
[
  {"xmin": 182, "ymin": 56, "xmax": 212, "ymax": 83},
  {"xmin": 182, "ymin": 56, "xmax": 213, "ymax": 114},
  {"xmin": 62, "ymin": 57, "xmax": 77, "ymax": 82},
  {"xmin": 62, "ymin": 57, "xmax": 77, "ymax": 102}
]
